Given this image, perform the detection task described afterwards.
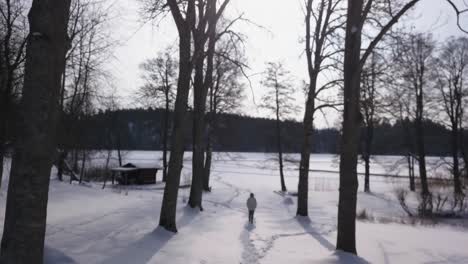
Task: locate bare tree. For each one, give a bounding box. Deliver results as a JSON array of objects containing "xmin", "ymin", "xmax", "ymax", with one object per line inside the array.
[
  {"xmin": 361, "ymin": 56, "xmax": 376, "ymax": 192},
  {"xmin": 138, "ymin": 48, "xmax": 177, "ymax": 182},
  {"xmin": 360, "ymin": 52, "xmax": 382, "ymax": 193},
  {"xmin": 436, "ymin": 36, "xmax": 468, "ymax": 196},
  {"xmin": 188, "ymin": 0, "xmax": 231, "ymax": 210},
  {"xmin": 384, "ymin": 46, "xmax": 417, "ymax": 191},
  {"xmin": 0, "ymin": 0, "xmax": 28, "ymax": 187},
  {"xmin": 100, "ymin": 92, "xmax": 125, "ymax": 169},
  {"xmin": 394, "ymin": 32, "xmax": 435, "ymax": 212},
  {"xmin": 297, "ymin": 0, "xmax": 344, "ymax": 217},
  {"xmin": 56, "ymin": 0, "xmax": 114, "ymax": 181},
  {"xmin": 338, "ymin": 0, "xmax": 424, "ymax": 254},
  {"xmin": 337, "ymin": 0, "xmax": 467, "ymax": 254},
  {"xmin": 147, "ymin": 0, "xmax": 196, "ymax": 232},
  {"xmin": 0, "ymin": 0, "xmax": 72, "ymax": 262},
  {"xmin": 260, "ymin": 62, "xmax": 297, "ymax": 192},
  {"xmin": 203, "ymin": 35, "xmax": 246, "ymax": 191}
]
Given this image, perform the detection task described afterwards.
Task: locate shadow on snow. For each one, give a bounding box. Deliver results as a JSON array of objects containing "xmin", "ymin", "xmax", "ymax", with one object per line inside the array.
[{"xmin": 99, "ymin": 206, "xmax": 199, "ymax": 264}]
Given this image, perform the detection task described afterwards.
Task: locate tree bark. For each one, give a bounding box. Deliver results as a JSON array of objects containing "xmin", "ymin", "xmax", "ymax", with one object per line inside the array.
[
  {"xmin": 276, "ymin": 94, "xmax": 286, "ymax": 192},
  {"xmin": 159, "ymin": 2, "xmax": 194, "ymax": 230},
  {"xmin": 0, "ymin": 99, "xmax": 7, "ymax": 188},
  {"xmin": 79, "ymin": 151, "xmax": 86, "ymax": 184},
  {"xmin": 203, "ymin": 91, "xmax": 215, "ymax": 192},
  {"xmin": 162, "ymin": 90, "xmax": 170, "ymax": 182},
  {"xmin": 403, "ymin": 119, "xmax": 416, "ymax": 191},
  {"xmin": 297, "ymin": 0, "xmax": 319, "ymax": 216},
  {"xmin": 461, "ymin": 128, "xmax": 468, "ymax": 183},
  {"xmin": 72, "ymin": 149, "xmax": 79, "ymax": 172},
  {"xmin": 0, "ymin": 2, "xmax": 12, "ymax": 189},
  {"xmin": 57, "ymin": 150, "xmax": 68, "ymax": 181},
  {"xmin": 408, "ymin": 154, "xmax": 416, "ymax": 191},
  {"xmin": 188, "ymin": 34, "xmax": 207, "ymax": 209},
  {"xmin": 364, "ymin": 156, "xmax": 370, "ymax": 192},
  {"xmin": 189, "ymin": 0, "xmax": 218, "ymax": 209},
  {"xmin": 451, "ymin": 125, "xmax": 463, "ymax": 194},
  {"xmin": 336, "ymin": 0, "xmax": 362, "ymax": 255},
  {"xmin": 0, "ymin": 58, "xmax": 4, "ymax": 188},
  {"xmin": 415, "ymin": 95, "xmax": 429, "ymax": 196},
  {"xmin": 203, "ymin": 141, "xmax": 212, "ymax": 192},
  {"xmin": 0, "ymin": 148, "xmax": 4, "ymax": 189},
  {"xmin": 116, "ymin": 127, "xmax": 122, "ymax": 166},
  {"xmin": 0, "ymin": 0, "xmax": 71, "ymax": 262},
  {"xmin": 297, "ymin": 102, "xmax": 313, "ymax": 216},
  {"xmin": 363, "ymin": 123, "xmax": 374, "ymax": 193},
  {"xmin": 415, "ymin": 92, "xmax": 432, "ymax": 214}
]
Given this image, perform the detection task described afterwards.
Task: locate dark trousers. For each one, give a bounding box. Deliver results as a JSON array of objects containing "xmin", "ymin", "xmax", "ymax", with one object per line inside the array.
[{"xmin": 248, "ymin": 210, "xmax": 255, "ymax": 223}]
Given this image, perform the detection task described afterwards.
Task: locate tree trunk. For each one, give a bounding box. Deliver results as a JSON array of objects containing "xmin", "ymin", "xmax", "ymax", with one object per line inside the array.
[
  {"xmin": 364, "ymin": 154, "xmax": 370, "ymax": 193},
  {"xmin": 0, "ymin": 76, "xmax": 10, "ymax": 190},
  {"xmin": 297, "ymin": 107, "xmax": 312, "ymax": 216},
  {"xmin": 105, "ymin": 149, "xmax": 111, "ymax": 170},
  {"xmin": 0, "ymin": 5, "xmax": 15, "ymax": 190},
  {"xmin": 203, "ymin": 141, "xmax": 212, "ymax": 192},
  {"xmin": 159, "ymin": 24, "xmax": 193, "ymax": 232},
  {"xmin": 0, "ymin": 149, "xmax": 4, "ymax": 189},
  {"xmin": 276, "ymin": 108, "xmax": 286, "ymax": 192},
  {"xmin": 117, "ymin": 130, "xmax": 122, "ymax": 167},
  {"xmin": 203, "ymin": 94, "xmax": 215, "ymax": 192},
  {"xmin": 188, "ymin": 37, "xmax": 207, "ymax": 209},
  {"xmin": 57, "ymin": 150, "xmax": 68, "ymax": 181},
  {"xmin": 336, "ymin": 0, "xmax": 362, "ymax": 254},
  {"xmin": 408, "ymin": 154, "xmax": 416, "ymax": 191},
  {"xmin": 415, "ymin": 108, "xmax": 429, "ymax": 195},
  {"xmin": 0, "ymin": 99, "xmax": 6, "ymax": 188},
  {"xmin": 451, "ymin": 125, "xmax": 463, "ymax": 194},
  {"xmin": 189, "ymin": 1, "xmax": 217, "ymax": 209},
  {"xmin": 0, "ymin": 1, "xmax": 71, "ymax": 262},
  {"xmin": 415, "ymin": 98, "xmax": 432, "ymax": 214},
  {"xmin": 297, "ymin": 0, "xmax": 322, "ymax": 215},
  {"xmin": 461, "ymin": 128, "xmax": 468, "ymax": 184},
  {"xmin": 79, "ymin": 151, "xmax": 86, "ymax": 184},
  {"xmin": 363, "ymin": 125, "xmax": 373, "ymax": 193},
  {"xmin": 72, "ymin": 149, "xmax": 79, "ymax": 172},
  {"xmin": 162, "ymin": 93, "xmax": 169, "ymax": 182},
  {"xmin": 0, "ymin": 43, "xmax": 4, "ymax": 189}
]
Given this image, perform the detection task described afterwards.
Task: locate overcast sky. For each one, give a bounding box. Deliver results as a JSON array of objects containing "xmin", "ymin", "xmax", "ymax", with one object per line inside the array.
[{"xmin": 105, "ymin": 0, "xmax": 467, "ymax": 128}]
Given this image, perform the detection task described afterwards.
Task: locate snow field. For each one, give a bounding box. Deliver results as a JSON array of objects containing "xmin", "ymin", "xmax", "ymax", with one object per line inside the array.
[{"xmin": 0, "ymin": 152, "xmax": 467, "ymax": 263}]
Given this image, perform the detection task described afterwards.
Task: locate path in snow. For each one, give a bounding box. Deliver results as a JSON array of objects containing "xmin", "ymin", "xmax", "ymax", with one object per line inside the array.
[{"xmin": 1, "ymin": 152, "xmax": 468, "ymax": 263}]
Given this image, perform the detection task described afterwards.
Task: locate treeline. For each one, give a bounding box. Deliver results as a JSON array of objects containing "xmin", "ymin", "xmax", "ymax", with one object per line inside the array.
[{"xmin": 65, "ymin": 107, "xmax": 454, "ymax": 156}]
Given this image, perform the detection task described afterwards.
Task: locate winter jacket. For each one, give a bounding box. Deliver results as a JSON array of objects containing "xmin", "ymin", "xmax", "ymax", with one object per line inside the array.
[{"xmin": 247, "ymin": 197, "xmax": 257, "ymax": 211}]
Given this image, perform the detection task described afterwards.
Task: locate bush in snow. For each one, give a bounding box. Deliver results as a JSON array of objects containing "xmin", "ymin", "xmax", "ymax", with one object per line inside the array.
[
  {"xmin": 356, "ymin": 209, "xmax": 374, "ymax": 221},
  {"xmin": 394, "ymin": 188, "xmax": 414, "ymax": 217}
]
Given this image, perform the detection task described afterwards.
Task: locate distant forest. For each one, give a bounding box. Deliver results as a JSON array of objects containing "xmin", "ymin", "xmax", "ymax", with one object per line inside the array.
[{"xmin": 65, "ymin": 108, "xmax": 454, "ymax": 156}]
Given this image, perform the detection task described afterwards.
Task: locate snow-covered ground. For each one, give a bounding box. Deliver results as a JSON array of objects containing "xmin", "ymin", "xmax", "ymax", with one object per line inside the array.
[{"xmin": 0, "ymin": 152, "xmax": 467, "ymax": 263}]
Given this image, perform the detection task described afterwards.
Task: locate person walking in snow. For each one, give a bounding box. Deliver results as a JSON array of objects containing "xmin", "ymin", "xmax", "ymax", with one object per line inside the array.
[{"xmin": 246, "ymin": 193, "xmax": 257, "ymax": 224}]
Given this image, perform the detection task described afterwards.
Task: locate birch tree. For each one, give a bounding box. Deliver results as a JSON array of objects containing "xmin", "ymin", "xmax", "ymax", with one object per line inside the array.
[{"xmin": 261, "ymin": 62, "xmax": 297, "ymax": 192}]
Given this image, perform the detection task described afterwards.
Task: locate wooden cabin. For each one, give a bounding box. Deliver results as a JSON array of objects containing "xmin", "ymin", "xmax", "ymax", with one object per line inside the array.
[{"xmin": 107, "ymin": 163, "xmax": 162, "ymax": 186}]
